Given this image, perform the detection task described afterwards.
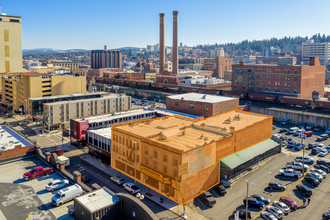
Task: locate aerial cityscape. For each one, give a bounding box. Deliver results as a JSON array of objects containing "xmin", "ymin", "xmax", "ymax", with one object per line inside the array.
[{"xmin": 1, "ymin": 1, "xmax": 330, "ymax": 220}]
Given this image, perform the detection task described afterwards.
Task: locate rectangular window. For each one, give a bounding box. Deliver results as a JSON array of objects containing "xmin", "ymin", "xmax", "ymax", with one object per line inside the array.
[
  {"xmin": 173, "ymin": 158, "xmax": 178, "ymax": 166},
  {"xmin": 294, "ymin": 76, "xmax": 297, "ymax": 81},
  {"xmin": 4, "ymin": 30, "xmax": 9, "ymax": 42},
  {"xmin": 204, "ymin": 106, "xmax": 208, "ymax": 111},
  {"xmin": 5, "ymin": 45, "xmax": 9, "ymax": 57},
  {"xmin": 137, "ymin": 143, "xmax": 139, "ymax": 151},
  {"xmin": 154, "ymin": 151, "xmax": 158, "ymax": 158},
  {"xmin": 175, "ymin": 102, "xmax": 179, "ymax": 106},
  {"xmin": 144, "ymin": 148, "xmax": 148, "ymax": 155},
  {"xmin": 136, "ymin": 155, "xmax": 139, "ymax": 163},
  {"xmin": 10, "ymin": 19, "xmax": 20, "ymax": 23},
  {"xmin": 5, "ymin": 61, "xmax": 10, "ymax": 72},
  {"xmin": 153, "ymin": 162, "xmax": 157, "ymax": 170},
  {"xmin": 189, "ymin": 104, "xmax": 194, "ymax": 109},
  {"xmin": 163, "ymin": 155, "xmax": 167, "ymax": 162},
  {"xmin": 145, "ymin": 158, "xmax": 148, "ymax": 165},
  {"xmin": 173, "ymin": 169, "xmax": 178, "ymax": 177},
  {"xmin": 119, "ymin": 136, "xmax": 121, "ymax": 143},
  {"xmin": 163, "ymin": 166, "xmax": 167, "ymax": 174}
]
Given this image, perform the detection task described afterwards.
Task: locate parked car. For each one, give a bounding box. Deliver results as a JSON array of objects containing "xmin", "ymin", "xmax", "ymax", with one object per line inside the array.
[
  {"xmin": 319, "ymin": 149, "xmax": 329, "ymax": 157},
  {"xmin": 268, "ymin": 182, "xmax": 286, "ymax": 191},
  {"xmin": 281, "ymin": 119, "xmax": 290, "ymax": 126},
  {"xmin": 308, "ymin": 142, "xmax": 317, "ymax": 149},
  {"xmin": 23, "ymin": 166, "xmax": 53, "ymax": 181},
  {"xmin": 273, "ymin": 201, "xmax": 290, "ymax": 215},
  {"xmin": 296, "ymin": 184, "xmax": 312, "ymax": 196},
  {"xmin": 68, "ymin": 204, "xmax": 74, "ymax": 216},
  {"xmin": 273, "ymin": 134, "xmax": 281, "ymax": 139},
  {"xmin": 299, "ymin": 123, "xmax": 307, "ymax": 129},
  {"xmin": 310, "ymin": 168, "xmax": 327, "ymax": 178},
  {"xmin": 280, "ymin": 128, "xmax": 288, "ymax": 133},
  {"xmin": 317, "ymin": 159, "xmax": 330, "ymax": 168},
  {"xmin": 286, "ymin": 161, "xmax": 309, "ymax": 171},
  {"xmin": 294, "ymin": 129, "xmax": 303, "ymax": 136},
  {"xmin": 325, "ymin": 128, "xmax": 330, "ymax": 135},
  {"xmin": 322, "ymin": 213, "xmax": 330, "ymax": 220},
  {"xmin": 294, "ymin": 143, "xmax": 305, "ymax": 151},
  {"xmin": 304, "ymin": 131, "xmax": 313, "ymax": 137},
  {"xmin": 288, "ymin": 127, "xmax": 300, "ymax": 134},
  {"xmin": 318, "ymin": 144, "xmax": 326, "ymax": 149},
  {"xmin": 280, "ymin": 197, "xmax": 298, "ymax": 210},
  {"xmin": 243, "ymin": 197, "xmax": 264, "ymax": 209},
  {"xmin": 260, "ymin": 211, "xmax": 277, "ymax": 220},
  {"xmin": 200, "ymin": 192, "xmax": 216, "ymax": 207},
  {"xmin": 110, "ymin": 176, "xmax": 124, "ymax": 186},
  {"xmin": 46, "ymin": 179, "xmax": 69, "ymax": 191},
  {"xmin": 317, "ymin": 134, "xmax": 329, "ymax": 141},
  {"xmin": 326, "ymin": 145, "xmax": 330, "ymax": 152},
  {"xmin": 251, "ymin": 194, "xmax": 270, "ymax": 205},
  {"xmin": 232, "ymin": 209, "xmax": 251, "ymax": 219},
  {"xmin": 214, "ymin": 184, "xmax": 227, "ymax": 195},
  {"xmin": 314, "ymin": 126, "xmax": 321, "ymax": 131},
  {"xmin": 295, "ymin": 156, "xmax": 314, "ymax": 164},
  {"xmin": 313, "ymin": 164, "xmax": 330, "ymax": 173},
  {"xmin": 307, "ymin": 171, "xmax": 323, "ymax": 182},
  {"xmin": 286, "ymin": 138, "xmax": 295, "ymax": 143},
  {"xmin": 287, "ymin": 142, "xmax": 296, "ymax": 149},
  {"xmin": 272, "ymin": 125, "xmax": 276, "ymax": 130},
  {"xmin": 306, "ymin": 124, "xmax": 314, "ymax": 130},
  {"xmin": 266, "ymin": 206, "xmax": 284, "ymax": 219},
  {"xmin": 279, "ymin": 168, "xmax": 301, "ymax": 178},
  {"xmin": 54, "ymin": 149, "xmax": 64, "ymax": 156},
  {"xmin": 304, "ymin": 176, "xmax": 320, "ymax": 186},
  {"xmin": 52, "ymin": 184, "xmax": 83, "ymax": 207},
  {"xmin": 312, "ymin": 147, "xmax": 323, "ymax": 155},
  {"xmin": 123, "ymin": 182, "xmax": 141, "ymax": 194},
  {"xmin": 81, "ymin": 174, "xmax": 90, "ymax": 183}
]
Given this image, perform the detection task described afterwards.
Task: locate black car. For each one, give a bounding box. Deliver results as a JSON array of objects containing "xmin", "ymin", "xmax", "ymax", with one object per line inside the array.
[
  {"xmin": 81, "ymin": 174, "xmax": 91, "ymax": 183},
  {"xmin": 268, "ymin": 182, "xmax": 286, "ymax": 191},
  {"xmin": 214, "ymin": 184, "xmax": 227, "ymax": 195},
  {"xmin": 287, "ymin": 142, "xmax": 296, "ymax": 149},
  {"xmin": 312, "ymin": 148, "xmax": 322, "ymax": 155},
  {"xmin": 314, "ymin": 164, "xmax": 330, "ymax": 173},
  {"xmin": 317, "ymin": 160, "xmax": 330, "ymax": 168},
  {"xmin": 304, "ymin": 176, "xmax": 320, "ymax": 186},
  {"xmin": 322, "ymin": 213, "xmax": 330, "ymax": 220},
  {"xmin": 251, "ymin": 194, "xmax": 270, "ymax": 204},
  {"xmin": 299, "ymin": 123, "xmax": 307, "ymax": 129},
  {"xmin": 308, "ymin": 143, "xmax": 317, "ymax": 149},
  {"xmin": 296, "ymin": 184, "xmax": 312, "ymax": 196},
  {"xmin": 280, "ymin": 128, "xmax": 288, "ymax": 133},
  {"xmin": 287, "ymin": 138, "xmax": 295, "ymax": 143},
  {"xmin": 233, "ymin": 209, "xmax": 251, "ymax": 219}
]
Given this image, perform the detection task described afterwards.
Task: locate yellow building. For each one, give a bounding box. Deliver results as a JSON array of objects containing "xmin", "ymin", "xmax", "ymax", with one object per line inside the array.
[
  {"xmin": 0, "ymin": 14, "xmax": 22, "ymax": 73},
  {"xmin": 111, "ymin": 110, "xmax": 272, "ymax": 204},
  {"xmin": 49, "ymin": 61, "xmax": 79, "ymax": 72},
  {"xmin": 145, "ymin": 73, "xmax": 156, "ymax": 82},
  {"xmin": 2, "ymin": 72, "xmax": 86, "ymax": 112}
]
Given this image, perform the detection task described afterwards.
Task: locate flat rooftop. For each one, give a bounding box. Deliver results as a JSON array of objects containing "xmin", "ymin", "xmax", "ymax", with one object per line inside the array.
[
  {"xmin": 75, "ymin": 109, "xmax": 157, "ymax": 124},
  {"xmin": 44, "ymin": 94, "xmax": 128, "ymax": 106},
  {"xmin": 155, "ymin": 108, "xmax": 202, "ymax": 119},
  {"xmin": 75, "ymin": 187, "xmax": 120, "ymax": 213},
  {"xmin": 28, "ymin": 92, "xmax": 110, "ymax": 101},
  {"xmin": 114, "ymin": 110, "xmax": 270, "ymax": 152},
  {"xmin": 0, "ymin": 125, "xmax": 33, "ymax": 152},
  {"xmin": 167, "ymin": 93, "xmax": 238, "ymax": 103},
  {"xmin": 87, "ymin": 127, "xmax": 111, "ymax": 138}
]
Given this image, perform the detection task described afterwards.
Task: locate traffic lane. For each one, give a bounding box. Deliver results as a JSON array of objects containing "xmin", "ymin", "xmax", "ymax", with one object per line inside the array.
[{"xmin": 187, "ymin": 154, "xmax": 296, "ymax": 220}]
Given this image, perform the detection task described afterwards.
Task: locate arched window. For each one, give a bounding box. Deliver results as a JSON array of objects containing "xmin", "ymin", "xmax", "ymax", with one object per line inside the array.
[
  {"xmin": 294, "ymin": 70, "xmax": 298, "ymax": 74},
  {"xmin": 287, "ymin": 70, "xmax": 290, "ymax": 74},
  {"xmin": 163, "ymin": 79, "xmax": 168, "ymax": 84},
  {"xmin": 284, "ymin": 70, "xmax": 287, "ymax": 74}
]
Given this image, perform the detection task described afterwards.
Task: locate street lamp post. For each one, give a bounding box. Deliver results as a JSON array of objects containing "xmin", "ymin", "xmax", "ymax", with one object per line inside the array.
[
  {"xmin": 301, "ymin": 129, "xmax": 305, "ymax": 177},
  {"xmin": 245, "ymin": 180, "xmax": 255, "ymax": 220}
]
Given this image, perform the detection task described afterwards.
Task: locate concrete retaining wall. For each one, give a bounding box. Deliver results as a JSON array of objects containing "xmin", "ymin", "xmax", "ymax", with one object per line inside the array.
[{"xmin": 250, "ymin": 106, "xmax": 330, "ymax": 129}]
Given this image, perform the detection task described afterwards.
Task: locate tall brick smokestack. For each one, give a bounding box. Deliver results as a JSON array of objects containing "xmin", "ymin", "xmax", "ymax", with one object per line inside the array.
[
  {"xmin": 172, "ymin": 11, "xmax": 178, "ymax": 75},
  {"xmin": 159, "ymin": 13, "xmax": 165, "ymax": 74}
]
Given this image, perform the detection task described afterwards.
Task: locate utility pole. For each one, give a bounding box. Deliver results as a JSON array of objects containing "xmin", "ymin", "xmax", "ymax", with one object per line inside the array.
[
  {"xmin": 245, "ymin": 180, "xmax": 249, "ymax": 220},
  {"xmin": 300, "ymin": 129, "xmax": 306, "ymax": 177}
]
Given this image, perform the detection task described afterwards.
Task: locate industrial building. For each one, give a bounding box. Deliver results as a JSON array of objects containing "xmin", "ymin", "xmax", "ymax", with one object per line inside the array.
[
  {"xmin": 232, "ymin": 57, "xmax": 325, "ymax": 99},
  {"xmin": 49, "ymin": 60, "xmax": 79, "ymax": 72},
  {"xmin": 43, "ymin": 94, "xmax": 131, "ymax": 130},
  {"xmin": 166, "ymin": 93, "xmax": 239, "ymax": 117},
  {"xmin": 91, "ymin": 46, "xmax": 122, "ymax": 69},
  {"xmin": 2, "ymin": 73, "xmax": 86, "ymax": 113},
  {"xmin": 0, "ymin": 13, "xmax": 22, "ymax": 73},
  {"xmin": 111, "ymin": 110, "xmax": 272, "ymax": 204}
]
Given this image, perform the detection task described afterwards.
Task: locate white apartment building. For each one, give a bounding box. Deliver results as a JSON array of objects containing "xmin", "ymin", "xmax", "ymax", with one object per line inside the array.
[
  {"xmin": 210, "ymin": 48, "xmax": 224, "ymax": 58},
  {"xmin": 302, "ymin": 39, "xmax": 330, "ymax": 65}
]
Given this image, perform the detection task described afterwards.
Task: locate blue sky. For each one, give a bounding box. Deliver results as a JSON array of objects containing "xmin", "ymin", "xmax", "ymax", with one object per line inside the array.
[{"xmin": 2, "ymin": 0, "xmax": 330, "ymax": 50}]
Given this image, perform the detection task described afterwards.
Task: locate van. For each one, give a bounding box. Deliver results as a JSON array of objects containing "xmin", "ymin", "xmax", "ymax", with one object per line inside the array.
[
  {"xmin": 52, "ymin": 184, "xmax": 83, "ymax": 206},
  {"xmin": 58, "ymin": 155, "xmax": 70, "ymax": 167},
  {"xmin": 288, "ymin": 127, "xmax": 300, "ymax": 134}
]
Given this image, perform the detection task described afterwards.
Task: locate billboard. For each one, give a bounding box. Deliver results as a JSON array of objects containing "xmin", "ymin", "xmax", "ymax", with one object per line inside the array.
[{"xmin": 235, "ymin": 74, "xmax": 245, "ymax": 83}]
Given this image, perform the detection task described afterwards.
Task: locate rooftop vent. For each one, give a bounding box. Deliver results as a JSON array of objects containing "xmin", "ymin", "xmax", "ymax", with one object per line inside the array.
[
  {"xmin": 202, "ymin": 95, "xmax": 206, "ymax": 99},
  {"xmin": 181, "ymin": 97, "xmax": 184, "ymax": 100}
]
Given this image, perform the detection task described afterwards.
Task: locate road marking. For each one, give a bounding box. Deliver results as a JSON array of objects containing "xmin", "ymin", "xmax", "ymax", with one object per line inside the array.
[
  {"xmin": 197, "ymin": 197, "xmax": 205, "ymax": 207},
  {"xmin": 5, "ymin": 164, "xmax": 11, "ymax": 171}
]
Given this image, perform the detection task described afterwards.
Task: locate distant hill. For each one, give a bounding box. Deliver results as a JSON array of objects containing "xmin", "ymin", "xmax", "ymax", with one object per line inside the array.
[
  {"xmin": 112, "ymin": 47, "xmax": 141, "ymax": 50},
  {"xmin": 22, "ymin": 48, "xmax": 91, "ymax": 55}
]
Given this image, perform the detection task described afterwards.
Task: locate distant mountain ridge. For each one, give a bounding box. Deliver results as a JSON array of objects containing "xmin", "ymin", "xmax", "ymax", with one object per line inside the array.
[{"xmin": 23, "ymin": 47, "xmax": 141, "ymax": 55}]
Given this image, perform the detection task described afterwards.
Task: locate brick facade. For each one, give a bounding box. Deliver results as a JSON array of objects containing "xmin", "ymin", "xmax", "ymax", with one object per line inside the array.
[{"xmin": 0, "ymin": 145, "xmax": 36, "ymax": 162}]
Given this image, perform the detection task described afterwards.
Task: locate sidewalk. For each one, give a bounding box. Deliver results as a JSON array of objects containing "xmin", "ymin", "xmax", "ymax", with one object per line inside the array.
[{"xmin": 79, "ymin": 154, "xmax": 209, "ymax": 220}]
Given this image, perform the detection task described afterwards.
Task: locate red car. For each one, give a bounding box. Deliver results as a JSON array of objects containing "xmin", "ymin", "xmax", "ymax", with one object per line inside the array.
[
  {"xmin": 54, "ymin": 149, "xmax": 64, "ymax": 156},
  {"xmin": 23, "ymin": 166, "xmax": 53, "ymax": 181},
  {"xmin": 280, "ymin": 196, "xmax": 298, "ymax": 210},
  {"xmin": 304, "ymin": 131, "xmax": 314, "ymax": 137}
]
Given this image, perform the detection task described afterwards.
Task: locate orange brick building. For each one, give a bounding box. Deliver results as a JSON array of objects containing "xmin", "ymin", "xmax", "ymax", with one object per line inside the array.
[{"xmin": 111, "ymin": 110, "xmax": 272, "ymax": 204}]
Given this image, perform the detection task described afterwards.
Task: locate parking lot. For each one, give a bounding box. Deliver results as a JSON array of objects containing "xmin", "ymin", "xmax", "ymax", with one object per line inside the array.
[
  {"xmin": 0, "ymin": 156, "xmax": 74, "ymax": 220},
  {"xmin": 184, "ymin": 121, "xmax": 330, "ymax": 220}
]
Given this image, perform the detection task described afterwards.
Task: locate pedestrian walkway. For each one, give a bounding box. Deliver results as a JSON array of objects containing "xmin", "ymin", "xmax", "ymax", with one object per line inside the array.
[{"xmin": 79, "ymin": 153, "xmax": 209, "ymax": 220}]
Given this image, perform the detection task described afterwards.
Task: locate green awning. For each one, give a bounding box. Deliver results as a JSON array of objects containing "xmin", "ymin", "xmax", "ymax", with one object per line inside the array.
[{"xmin": 220, "ymin": 139, "xmax": 280, "ymax": 169}]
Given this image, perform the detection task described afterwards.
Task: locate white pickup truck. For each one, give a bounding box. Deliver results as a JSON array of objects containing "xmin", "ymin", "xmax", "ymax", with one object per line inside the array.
[
  {"xmin": 286, "ymin": 162, "xmax": 309, "ymax": 171},
  {"xmin": 294, "ymin": 156, "xmax": 315, "ymax": 164},
  {"xmin": 279, "ymin": 168, "xmax": 302, "ymax": 178}
]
